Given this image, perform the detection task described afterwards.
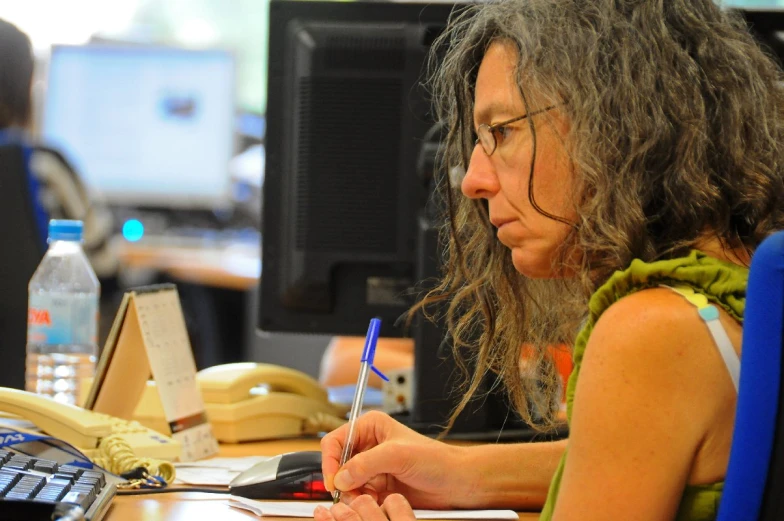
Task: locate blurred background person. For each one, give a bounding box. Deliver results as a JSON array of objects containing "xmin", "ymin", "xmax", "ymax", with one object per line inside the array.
[{"xmin": 0, "ymin": 17, "xmax": 116, "ymax": 279}]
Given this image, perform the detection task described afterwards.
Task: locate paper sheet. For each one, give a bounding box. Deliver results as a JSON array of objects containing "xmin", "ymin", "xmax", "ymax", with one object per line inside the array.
[
  {"xmin": 174, "ymin": 456, "xmax": 272, "ymax": 486},
  {"xmin": 229, "ymin": 496, "xmax": 519, "ymax": 520}
]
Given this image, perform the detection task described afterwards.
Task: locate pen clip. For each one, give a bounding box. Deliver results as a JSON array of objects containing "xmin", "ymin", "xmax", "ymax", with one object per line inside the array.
[{"xmin": 370, "ymin": 366, "xmax": 389, "ymax": 382}]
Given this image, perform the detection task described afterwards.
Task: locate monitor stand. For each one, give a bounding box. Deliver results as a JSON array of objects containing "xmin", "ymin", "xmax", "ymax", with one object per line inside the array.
[{"xmin": 391, "ymin": 217, "xmax": 568, "ymax": 442}]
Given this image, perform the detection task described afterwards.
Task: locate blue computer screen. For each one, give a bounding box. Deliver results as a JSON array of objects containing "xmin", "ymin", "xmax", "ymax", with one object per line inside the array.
[{"xmin": 43, "ymin": 45, "xmax": 235, "ymax": 209}]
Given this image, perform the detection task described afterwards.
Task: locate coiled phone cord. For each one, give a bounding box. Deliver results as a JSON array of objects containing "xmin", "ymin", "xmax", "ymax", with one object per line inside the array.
[
  {"xmin": 92, "ymin": 435, "xmax": 176, "ymax": 487},
  {"xmin": 302, "ymin": 412, "xmax": 346, "ymax": 435}
]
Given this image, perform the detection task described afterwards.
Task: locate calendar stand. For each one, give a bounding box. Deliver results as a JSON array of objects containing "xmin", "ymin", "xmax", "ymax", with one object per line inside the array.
[{"xmin": 84, "ymin": 284, "xmax": 218, "ymax": 461}]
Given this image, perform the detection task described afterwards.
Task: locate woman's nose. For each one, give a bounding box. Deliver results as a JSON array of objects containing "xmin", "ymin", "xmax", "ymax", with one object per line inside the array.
[{"xmin": 461, "ymin": 145, "xmax": 500, "ymax": 199}]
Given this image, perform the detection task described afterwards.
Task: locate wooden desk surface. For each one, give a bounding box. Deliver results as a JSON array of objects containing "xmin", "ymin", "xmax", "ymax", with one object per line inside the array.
[
  {"xmin": 115, "ymin": 237, "xmax": 260, "ymax": 291},
  {"xmin": 107, "ymin": 438, "xmax": 539, "ymax": 521}
]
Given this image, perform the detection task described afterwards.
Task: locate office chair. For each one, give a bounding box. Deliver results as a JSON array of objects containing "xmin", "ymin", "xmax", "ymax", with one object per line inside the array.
[
  {"xmin": 0, "ymin": 142, "xmax": 48, "ymax": 390},
  {"xmin": 717, "ymin": 230, "xmax": 784, "ymax": 521}
]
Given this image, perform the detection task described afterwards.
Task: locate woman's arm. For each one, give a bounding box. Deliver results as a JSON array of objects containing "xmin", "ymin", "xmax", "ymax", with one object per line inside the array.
[
  {"xmin": 321, "ymin": 410, "xmax": 567, "ymax": 510},
  {"xmin": 461, "ymin": 439, "xmax": 568, "ymax": 509}
]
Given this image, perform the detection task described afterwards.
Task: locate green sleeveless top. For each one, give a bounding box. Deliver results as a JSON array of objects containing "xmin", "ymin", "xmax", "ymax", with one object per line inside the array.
[{"xmin": 539, "ymin": 251, "xmax": 748, "ymax": 521}]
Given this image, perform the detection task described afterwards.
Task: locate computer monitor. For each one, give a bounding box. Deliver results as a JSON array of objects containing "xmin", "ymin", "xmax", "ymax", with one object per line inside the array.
[
  {"xmin": 42, "ymin": 44, "xmax": 235, "ymax": 210},
  {"xmin": 259, "ymin": 0, "xmax": 549, "ymax": 440},
  {"xmin": 737, "ymin": 8, "xmax": 784, "ymax": 66}
]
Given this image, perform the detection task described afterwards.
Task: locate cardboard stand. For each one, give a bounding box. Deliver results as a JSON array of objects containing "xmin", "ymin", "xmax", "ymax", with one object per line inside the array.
[{"xmin": 84, "ymin": 284, "xmax": 218, "ymax": 461}]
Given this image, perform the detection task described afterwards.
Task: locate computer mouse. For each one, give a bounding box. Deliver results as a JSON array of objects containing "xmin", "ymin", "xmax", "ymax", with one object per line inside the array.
[{"xmin": 229, "ymin": 450, "xmax": 330, "ymax": 500}]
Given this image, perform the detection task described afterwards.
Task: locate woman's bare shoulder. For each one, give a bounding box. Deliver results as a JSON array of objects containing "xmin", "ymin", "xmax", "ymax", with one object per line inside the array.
[
  {"xmin": 591, "ymin": 286, "xmax": 708, "ymax": 356},
  {"xmin": 579, "ymin": 285, "xmax": 732, "ymax": 432}
]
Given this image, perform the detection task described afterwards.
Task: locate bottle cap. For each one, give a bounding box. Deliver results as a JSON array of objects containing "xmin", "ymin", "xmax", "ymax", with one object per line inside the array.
[{"xmin": 48, "ymin": 219, "xmax": 84, "ymax": 242}]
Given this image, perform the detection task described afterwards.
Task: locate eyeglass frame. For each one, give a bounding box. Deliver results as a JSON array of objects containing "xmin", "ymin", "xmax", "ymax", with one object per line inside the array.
[{"xmin": 474, "ymin": 104, "xmax": 559, "ymax": 156}]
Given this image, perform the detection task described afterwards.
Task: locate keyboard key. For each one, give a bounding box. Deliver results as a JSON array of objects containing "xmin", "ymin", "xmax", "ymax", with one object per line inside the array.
[
  {"xmin": 36, "ymin": 492, "xmax": 65, "ymax": 502},
  {"xmin": 71, "ymin": 485, "xmax": 95, "ymax": 506},
  {"xmin": 52, "ymin": 473, "xmax": 76, "ymax": 484},
  {"xmin": 37, "ymin": 484, "xmax": 67, "ymax": 501},
  {"xmin": 10, "ymin": 484, "xmax": 37, "ymax": 495},
  {"xmin": 61, "ymin": 490, "xmax": 92, "ymax": 511},
  {"xmin": 58, "ymin": 465, "xmax": 84, "ymax": 479},
  {"xmin": 82, "ymin": 470, "xmax": 105, "ymax": 488},
  {"xmin": 0, "ymin": 470, "xmax": 20, "ymax": 482},
  {"xmin": 50, "ymin": 480, "xmax": 70, "ymax": 490},
  {"xmin": 5, "ymin": 459, "xmax": 31, "ymax": 472},
  {"xmin": 18, "ymin": 475, "xmax": 44, "ymax": 494},
  {"xmin": 6, "ymin": 490, "xmax": 33, "ymax": 500},
  {"xmin": 76, "ymin": 477, "xmax": 101, "ymax": 496},
  {"xmin": 0, "ymin": 479, "xmax": 19, "ymax": 497},
  {"xmin": 32, "ymin": 460, "xmax": 58, "ymax": 474},
  {"xmin": 7, "ymin": 454, "xmax": 31, "ymax": 462}
]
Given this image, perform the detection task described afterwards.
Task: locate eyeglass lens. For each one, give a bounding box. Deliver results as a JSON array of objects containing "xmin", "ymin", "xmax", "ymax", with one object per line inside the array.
[{"xmin": 476, "ymin": 125, "xmax": 496, "ymax": 156}]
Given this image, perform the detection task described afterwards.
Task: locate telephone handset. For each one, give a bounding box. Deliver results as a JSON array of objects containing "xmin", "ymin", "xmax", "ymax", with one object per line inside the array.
[
  {"xmin": 199, "ymin": 363, "xmax": 328, "ymax": 405},
  {"xmin": 134, "ymin": 363, "xmax": 347, "ymax": 443},
  {"xmin": 0, "ymin": 386, "xmax": 181, "ymax": 462}
]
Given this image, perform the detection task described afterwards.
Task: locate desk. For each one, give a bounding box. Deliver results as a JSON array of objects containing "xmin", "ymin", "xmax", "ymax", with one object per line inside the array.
[
  {"xmin": 107, "ymin": 439, "xmax": 539, "ymax": 521},
  {"xmin": 115, "ymin": 237, "xmax": 260, "ymax": 291}
]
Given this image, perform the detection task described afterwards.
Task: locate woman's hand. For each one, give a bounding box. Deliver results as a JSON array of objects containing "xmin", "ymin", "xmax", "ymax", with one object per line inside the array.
[
  {"xmin": 314, "ymin": 494, "xmax": 415, "ymax": 521},
  {"xmin": 320, "ymin": 410, "xmax": 472, "ymax": 509}
]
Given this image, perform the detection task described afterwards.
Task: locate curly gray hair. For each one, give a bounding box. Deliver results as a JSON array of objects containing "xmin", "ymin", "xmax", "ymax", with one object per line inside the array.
[{"xmin": 415, "ymin": 0, "xmax": 784, "ymax": 430}]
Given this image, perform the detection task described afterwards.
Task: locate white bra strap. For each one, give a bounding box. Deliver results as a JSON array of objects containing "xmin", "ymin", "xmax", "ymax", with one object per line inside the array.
[{"xmin": 661, "ymin": 285, "xmax": 740, "ymax": 393}]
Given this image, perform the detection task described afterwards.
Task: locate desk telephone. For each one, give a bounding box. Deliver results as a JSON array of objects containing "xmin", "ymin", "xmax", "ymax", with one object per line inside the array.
[
  {"xmin": 0, "ymin": 387, "xmax": 181, "ymax": 462},
  {"xmin": 134, "ymin": 363, "xmax": 347, "ymax": 443}
]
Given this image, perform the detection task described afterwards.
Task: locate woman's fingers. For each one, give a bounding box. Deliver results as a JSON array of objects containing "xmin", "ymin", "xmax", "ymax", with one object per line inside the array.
[
  {"xmin": 316, "ymin": 495, "xmax": 390, "ymax": 521},
  {"xmin": 321, "ymin": 423, "xmax": 350, "ymax": 489},
  {"xmin": 314, "ymin": 504, "xmax": 335, "ymax": 521},
  {"xmin": 342, "ymin": 484, "xmax": 384, "ymax": 506},
  {"xmin": 322, "ymin": 412, "xmax": 397, "ymax": 491},
  {"xmin": 318, "ymin": 492, "xmax": 416, "ymax": 521},
  {"xmin": 348, "ymin": 495, "xmax": 392, "ymax": 521},
  {"xmin": 381, "ymin": 494, "xmax": 417, "ymax": 521},
  {"xmin": 333, "ymin": 442, "xmax": 409, "ymax": 493}
]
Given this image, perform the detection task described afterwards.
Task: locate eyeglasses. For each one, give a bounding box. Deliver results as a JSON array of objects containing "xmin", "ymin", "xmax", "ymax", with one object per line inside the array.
[{"xmin": 474, "ymin": 105, "xmax": 558, "ymax": 157}]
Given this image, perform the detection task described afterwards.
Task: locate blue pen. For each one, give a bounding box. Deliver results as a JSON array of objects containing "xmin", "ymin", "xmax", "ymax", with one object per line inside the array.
[{"xmin": 332, "ymin": 317, "xmax": 388, "ymax": 504}]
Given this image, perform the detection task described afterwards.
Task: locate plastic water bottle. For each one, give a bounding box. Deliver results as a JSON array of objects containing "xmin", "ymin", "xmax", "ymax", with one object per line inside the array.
[{"xmin": 26, "ymin": 220, "xmax": 100, "ymax": 405}]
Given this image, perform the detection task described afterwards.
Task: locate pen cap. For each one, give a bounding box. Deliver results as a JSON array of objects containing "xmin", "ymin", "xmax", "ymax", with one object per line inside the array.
[
  {"xmin": 360, "ymin": 318, "xmax": 382, "ymax": 363},
  {"xmin": 360, "ymin": 318, "xmax": 388, "ymax": 382}
]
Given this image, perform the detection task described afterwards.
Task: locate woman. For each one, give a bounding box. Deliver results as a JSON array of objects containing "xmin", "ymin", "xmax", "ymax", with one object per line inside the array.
[{"xmin": 315, "ymin": 1, "xmax": 784, "ymax": 520}]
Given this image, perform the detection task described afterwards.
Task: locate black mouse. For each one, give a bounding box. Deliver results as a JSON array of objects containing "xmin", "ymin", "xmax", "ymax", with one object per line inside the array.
[{"xmin": 229, "ymin": 450, "xmax": 330, "ymax": 500}]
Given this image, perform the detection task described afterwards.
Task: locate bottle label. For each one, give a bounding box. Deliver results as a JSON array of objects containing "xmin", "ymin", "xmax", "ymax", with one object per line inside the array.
[{"xmin": 27, "ymin": 293, "xmax": 98, "ymax": 346}]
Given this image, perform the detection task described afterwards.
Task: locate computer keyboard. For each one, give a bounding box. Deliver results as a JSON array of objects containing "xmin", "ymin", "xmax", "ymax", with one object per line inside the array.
[{"xmin": 0, "ymin": 449, "xmax": 116, "ymax": 521}]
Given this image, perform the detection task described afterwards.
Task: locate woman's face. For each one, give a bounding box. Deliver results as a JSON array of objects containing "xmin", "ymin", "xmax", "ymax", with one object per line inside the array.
[{"xmin": 461, "ymin": 41, "xmax": 577, "ymax": 279}]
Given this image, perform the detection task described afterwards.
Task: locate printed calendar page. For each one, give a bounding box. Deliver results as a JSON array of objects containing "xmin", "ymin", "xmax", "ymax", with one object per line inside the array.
[{"xmin": 133, "ymin": 287, "xmax": 219, "ymax": 461}]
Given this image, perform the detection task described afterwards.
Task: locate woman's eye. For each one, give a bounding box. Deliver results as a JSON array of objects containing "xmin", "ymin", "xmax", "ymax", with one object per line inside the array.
[{"xmin": 492, "ymin": 126, "xmax": 511, "ymax": 144}]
